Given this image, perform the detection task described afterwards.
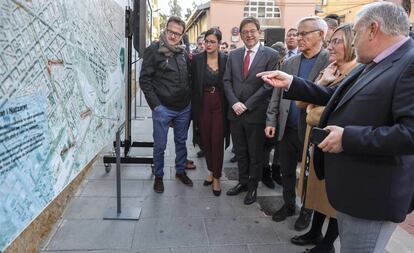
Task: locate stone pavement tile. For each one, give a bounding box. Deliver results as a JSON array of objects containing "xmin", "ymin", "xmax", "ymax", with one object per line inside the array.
[
  {"xmin": 257, "ymin": 196, "xmax": 285, "ymax": 216},
  {"xmin": 400, "ymin": 211, "xmax": 414, "ymax": 236},
  {"xmin": 73, "ymin": 177, "xmax": 90, "ymax": 197},
  {"xmin": 256, "ymin": 184, "xmax": 283, "ymax": 197},
  {"xmin": 81, "ymin": 179, "xmax": 144, "ymax": 197},
  {"xmin": 132, "ymin": 217, "xmax": 208, "ymax": 249},
  {"xmin": 45, "ymin": 219, "xmax": 135, "ymax": 251},
  {"xmin": 204, "ymin": 217, "xmax": 281, "ymax": 245},
  {"xmin": 171, "ymin": 245, "xmax": 250, "ymax": 253},
  {"xmin": 41, "ymin": 251, "xmax": 88, "ymax": 253},
  {"xmin": 59, "ymin": 250, "xmax": 171, "ymax": 253},
  {"xmin": 88, "ymin": 163, "xmax": 161, "ymax": 181},
  {"xmin": 140, "ymin": 179, "xmax": 222, "ymax": 198},
  {"xmin": 63, "ymin": 197, "xmax": 145, "ymax": 220},
  {"xmin": 140, "ymin": 195, "xmax": 250, "ymax": 219},
  {"xmin": 266, "ymin": 216, "xmax": 308, "ymax": 243},
  {"xmin": 248, "ymin": 243, "xmax": 306, "ymax": 253}
]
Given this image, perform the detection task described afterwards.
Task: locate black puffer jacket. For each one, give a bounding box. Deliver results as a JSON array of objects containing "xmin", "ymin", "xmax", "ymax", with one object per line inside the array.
[{"xmin": 139, "ymin": 41, "xmax": 191, "ymax": 111}]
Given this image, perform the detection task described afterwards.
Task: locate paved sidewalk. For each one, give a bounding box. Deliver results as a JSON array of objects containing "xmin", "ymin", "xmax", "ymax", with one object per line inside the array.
[{"xmin": 39, "ymin": 105, "xmax": 412, "ymax": 253}]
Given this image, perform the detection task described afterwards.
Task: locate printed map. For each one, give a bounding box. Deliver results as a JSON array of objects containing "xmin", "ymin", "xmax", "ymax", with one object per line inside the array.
[{"xmin": 0, "ymin": 0, "xmax": 125, "ymax": 249}]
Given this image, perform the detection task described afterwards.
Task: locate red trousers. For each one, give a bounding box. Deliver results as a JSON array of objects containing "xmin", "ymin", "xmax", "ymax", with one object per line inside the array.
[{"xmin": 199, "ymin": 90, "xmax": 224, "ymax": 179}]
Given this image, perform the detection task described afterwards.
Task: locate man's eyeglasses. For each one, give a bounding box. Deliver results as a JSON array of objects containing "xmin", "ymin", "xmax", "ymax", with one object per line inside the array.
[
  {"xmin": 204, "ymin": 40, "xmax": 217, "ymax": 45},
  {"xmin": 295, "ymin": 30, "xmax": 320, "ymax": 37},
  {"xmin": 241, "ymin": 29, "xmax": 258, "ymax": 36},
  {"xmin": 327, "ymin": 38, "xmax": 344, "ymax": 46},
  {"xmin": 166, "ymin": 29, "xmax": 183, "ymax": 37}
]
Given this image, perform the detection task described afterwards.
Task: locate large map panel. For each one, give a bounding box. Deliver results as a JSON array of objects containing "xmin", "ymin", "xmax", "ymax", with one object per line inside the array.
[{"xmin": 0, "ymin": 0, "xmax": 125, "ymax": 250}]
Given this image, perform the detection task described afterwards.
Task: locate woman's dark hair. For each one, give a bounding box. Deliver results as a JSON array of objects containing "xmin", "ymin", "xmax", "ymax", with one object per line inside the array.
[{"xmin": 204, "ymin": 27, "xmax": 222, "ymax": 42}]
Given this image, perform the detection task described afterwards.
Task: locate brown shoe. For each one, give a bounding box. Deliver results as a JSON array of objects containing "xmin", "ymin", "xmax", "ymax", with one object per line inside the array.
[
  {"xmin": 153, "ymin": 176, "xmax": 164, "ymax": 193},
  {"xmin": 176, "ymin": 172, "xmax": 193, "ymax": 186},
  {"xmin": 185, "ymin": 160, "xmax": 196, "ymax": 170}
]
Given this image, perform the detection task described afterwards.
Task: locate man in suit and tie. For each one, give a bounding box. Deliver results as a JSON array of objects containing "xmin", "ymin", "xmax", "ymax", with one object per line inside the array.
[
  {"xmin": 285, "ymin": 28, "xmax": 299, "ymax": 60},
  {"xmin": 224, "ymin": 17, "xmax": 279, "ymax": 205},
  {"xmin": 265, "ymin": 16, "xmax": 330, "ymax": 231},
  {"xmin": 258, "ymin": 3, "xmax": 414, "ymax": 252}
]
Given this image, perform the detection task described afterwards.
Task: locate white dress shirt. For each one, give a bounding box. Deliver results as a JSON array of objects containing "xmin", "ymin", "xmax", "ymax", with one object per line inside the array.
[{"xmin": 244, "ymin": 42, "xmax": 261, "ymax": 70}]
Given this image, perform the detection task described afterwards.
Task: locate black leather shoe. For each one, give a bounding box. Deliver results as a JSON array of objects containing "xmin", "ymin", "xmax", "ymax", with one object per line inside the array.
[
  {"xmin": 271, "ymin": 164, "xmax": 282, "ymax": 185},
  {"xmin": 230, "ymin": 155, "xmax": 237, "ymax": 163},
  {"xmin": 291, "ymin": 233, "xmax": 323, "ymax": 246},
  {"xmin": 226, "ymin": 183, "xmax": 248, "ymax": 196},
  {"xmin": 244, "ymin": 189, "xmax": 257, "ymax": 205},
  {"xmin": 272, "ymin": 204, "xmax": 295, "ymax": 222},
  {"xmin": 262, "ymin": 177, "xmax": 275, "ymax": 189},
  {"xmin": 153, "ymin": 176, "xmax": 164, "ymax": 193},
  {"xmin": 294, "ymin": 208, "xmax": 313, "ymax": 231},
  {"xmin": 175, "ymin": 172, "xmax": 193, "ymax": 186},
  {"xmin": 203, "ymin": 180, "xmax": 213, "ymax": 186}
]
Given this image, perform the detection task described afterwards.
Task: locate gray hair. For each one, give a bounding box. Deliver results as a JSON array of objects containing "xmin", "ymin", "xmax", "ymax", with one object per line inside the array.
[
  {"xmin": 297, "ymin": 16, "xmax": 328, "ymax": 39},
  {"xmin": 356, "ymin": 2, "xmax": 409, "ymax": 36}
]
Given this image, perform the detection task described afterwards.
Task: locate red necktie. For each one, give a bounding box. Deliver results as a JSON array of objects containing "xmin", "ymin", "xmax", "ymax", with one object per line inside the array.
[{"xmin": 243, "ymin": 50, "xmax": 252, "ymax": 79}]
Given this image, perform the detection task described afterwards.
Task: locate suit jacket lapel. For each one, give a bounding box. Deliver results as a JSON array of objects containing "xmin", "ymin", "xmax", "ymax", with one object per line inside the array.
[
  {"xmin": 246, "ymin": 45, "xmax": 264, "ymax": 79},
  {"xmin": 218, "ymin": 53, "xmax": 226, "ymax": 88},
  {"xmin": 334, "ymin": 61, "xmax": 392, "ymax": 110},
  {"xmin": 308, "ymin": 49, "xmax": 328, "ymax": 81},
  {"xmin": 291, "ymin": 55, "xmax": 301, "ymax": 75},
  {"xmin": 198, "ymin": 53, "xmax": 207, "ymax": 96},
  {"xmin": 319, "ymin": 65, "xmax": 365, "ymax": 126},
  {"xmin": 239, "ymin": 48, "xmax": 245, "ymax": 79}
]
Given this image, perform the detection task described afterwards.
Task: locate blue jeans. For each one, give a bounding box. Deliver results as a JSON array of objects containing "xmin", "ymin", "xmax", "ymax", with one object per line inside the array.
[
  {"xmin": 152, "ymin": 103, "xmax": 191, "ymax": 177},
  {"xmin": 337, "ymin": 211, "xmax": 398, "ymax": 253}
]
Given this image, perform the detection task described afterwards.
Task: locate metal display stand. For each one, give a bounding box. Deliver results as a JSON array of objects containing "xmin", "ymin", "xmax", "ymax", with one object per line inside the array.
[{"xmin": 103, "ymin": 5, "xmax": 152, "ymax": 220}]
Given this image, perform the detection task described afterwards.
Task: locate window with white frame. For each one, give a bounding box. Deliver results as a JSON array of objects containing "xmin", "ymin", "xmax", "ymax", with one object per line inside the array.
[{"xmin": 244, "ymin": 0, "xmax": 281, "ymax": 19}]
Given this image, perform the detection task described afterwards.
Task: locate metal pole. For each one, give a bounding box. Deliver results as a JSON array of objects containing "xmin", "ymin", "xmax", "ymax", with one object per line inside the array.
[
  {"xmin": 134, "ymin": 50, "xmax": 137, "ymax": 119},
  {"xmin": 124, "ymin": 7, "xmax": 132, "ymax": 155},
  {"xmin": 115, "ymin": 129, "xmax": 121, "ymax": 214}
]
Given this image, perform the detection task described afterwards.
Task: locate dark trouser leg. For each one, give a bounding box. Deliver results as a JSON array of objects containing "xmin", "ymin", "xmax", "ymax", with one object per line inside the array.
[
  {"xmin": 279, "ymin": 128, "xmax": 301, "ymax": 206},
  {"xmin": 230, "ymin": 120, "xmax": 249, "ymax": 185},
  {"xmin": 200, "ymin": 93, "xmax": 213, "ymax": 174},
  {"xmin": 245, "ymin": 123, "xmax": 266, "ymax": 189},
  {"xmin": 272, "ymin": 140, "xmax": 280, "ymax": 166},
  {"xmin": 308, "ymin": 211, "xmax": 326, "ymax": 237},
  {"xmin": 209, "ymin": 94, "xmax": 224, "ymax": 179},
  {"xmin": 322, "ymin": 218, "xmax": 339, "ymax": 246},
  {"xmin": 200, "ymin": 91, "xmax": 224, "ymax": 179}
]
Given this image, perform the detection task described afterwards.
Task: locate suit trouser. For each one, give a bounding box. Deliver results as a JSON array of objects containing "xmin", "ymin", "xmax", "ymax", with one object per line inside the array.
[
  {"xmin": 279, "ymin": 127, "xmax": 302, "ymax": 206},
  {"xmin": 199, "ymin": 91, "xmax": 224, "ymax": 179},
  {"xmin": 230, "ymin": 119, "xmax": 265, "ymax": 189},
  {"xmin": 337, "ymin": 211, "xmax": 397, "ymax": 253}
]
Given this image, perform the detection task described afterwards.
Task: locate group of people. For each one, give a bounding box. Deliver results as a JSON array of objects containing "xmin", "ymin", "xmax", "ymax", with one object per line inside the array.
[{"xmin": 139, "ymin": 1, "xmax": 414, "ymax": 253}]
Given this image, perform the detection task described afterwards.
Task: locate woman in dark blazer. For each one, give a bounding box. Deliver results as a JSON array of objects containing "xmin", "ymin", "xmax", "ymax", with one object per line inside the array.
[{"xmin": 191, "ymin": 28, "xmax": 229, "ymax": 196}]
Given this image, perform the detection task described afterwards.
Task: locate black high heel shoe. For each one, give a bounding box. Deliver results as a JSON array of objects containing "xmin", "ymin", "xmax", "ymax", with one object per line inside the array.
[
  {"xmin": 212, "ymin": 188, "xmax": 221, "ymax": 196},
  {"xmin": 203, "ymin": 180, "xmax": 213, "ymax": 186}
]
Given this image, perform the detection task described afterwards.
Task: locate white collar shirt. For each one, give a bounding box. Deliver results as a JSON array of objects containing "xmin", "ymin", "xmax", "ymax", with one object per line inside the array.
[{"xmin": 244, "ymin": 42, "xmax": 261, "ymax": 70}]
